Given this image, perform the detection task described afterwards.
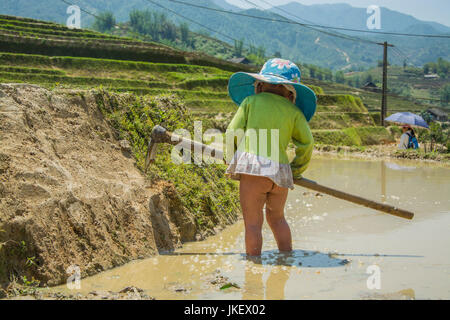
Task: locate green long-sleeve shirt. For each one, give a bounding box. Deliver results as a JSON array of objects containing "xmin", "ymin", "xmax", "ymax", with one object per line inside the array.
[{"xmin": 226, "ymin": 92, "xmax": 314, "ymax": 178}]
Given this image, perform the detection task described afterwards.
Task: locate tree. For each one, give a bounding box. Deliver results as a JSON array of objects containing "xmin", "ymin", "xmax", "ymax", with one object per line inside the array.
[
  {"xmin": 430, "ymin": 122, "xmax": 444, "ymax": 152},
  {"xmin": 233, "ymin": 39, "xmax": 243, "ymax": 57},
  {"xmin": 436, "ymin": 57, "xmax": 449, "ymax": 78},
  {"xmin": 249, "ymin": 44, "xmax": 257, "ymax": 56},
  {"xmin": 335, "ymin": 71, "xmax": 345, "ymax": 84},
  {"xmin": 180, "ymin": 23, "xmax": 190, "ymax": 44},
  {"xmin": 420, "ymin": 110, "xmax": 433, "ymax": 124},
  {"xmin": 257, "ymin": 45, "xmax": 265, "ymax": 58},
  {"xmin": 324, "ymin": 69, "xmax": 333, "ymax": 81},
  {"xmin": 93, "ymin": 11, "xmax": 116, "ymax": 32},
  {"xmin": 309, "ymin": 65, "xmax": 316, "ymax": 79},
  {"xmin": 129, "ymin": 10, "xmax": 177, "ymax": 42},
  {"xmin": 353, "ymin": 75, "xmax": 361, "ymax": 88},
  {"xmin": 440, "ymin": 83, "xmax": 450, "ymax": 104}
]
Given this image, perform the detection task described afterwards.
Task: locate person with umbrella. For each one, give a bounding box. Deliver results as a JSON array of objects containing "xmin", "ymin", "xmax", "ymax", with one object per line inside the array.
[
  {"xmin": 398, "ymin": 125, "xmax": 418, "ymax": 150},
  {"xmin": 384, "ymin": 112, "xmax": 428, "ymax": 150}
]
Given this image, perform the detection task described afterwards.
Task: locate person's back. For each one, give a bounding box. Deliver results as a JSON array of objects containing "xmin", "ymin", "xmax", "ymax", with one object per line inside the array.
[
  {"xmin": 398, "ymin": 132, "xmax": 409, "ymax": 149},
  {"xmin": 225, "ymin": 58, "xmax": 316, "ymax": 256},
  {"xmin": 407, "ymin": 129, "xmax": 419, "ymax": 149},
  {"xmin": 398, "ymin": 125, "xmax": 413, "ymax": 149},
  {"xmin": 231, "ymin": 92, "xmax": 311, "ymax": 166}
]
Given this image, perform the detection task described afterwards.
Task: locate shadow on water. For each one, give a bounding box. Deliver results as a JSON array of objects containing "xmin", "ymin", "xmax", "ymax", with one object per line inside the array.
[
  {"xmin": 248, "ymin": 250, "xmax": 350, "ymax": 268},
  {"xmin": 160, "ymin": 249, "xmax": 422, "ymax": 268}
]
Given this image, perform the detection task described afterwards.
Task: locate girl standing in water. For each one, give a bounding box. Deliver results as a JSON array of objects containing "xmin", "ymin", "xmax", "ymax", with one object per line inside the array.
[{"xmin": 226, "ymin": 58, "xmax": 317, "ymax": 256}]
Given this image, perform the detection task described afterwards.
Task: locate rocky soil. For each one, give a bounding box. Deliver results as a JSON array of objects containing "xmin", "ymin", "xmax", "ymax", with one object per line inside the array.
[{"xmin": 0, "ymin": 84, "xmax": 202, "ymax": 288}]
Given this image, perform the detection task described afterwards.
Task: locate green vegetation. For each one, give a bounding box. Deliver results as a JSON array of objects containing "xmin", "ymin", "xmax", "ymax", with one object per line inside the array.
[
  {"xmin": 311, "ymin": 126, "xmax": 394, "ymax": 147},
  {"xmin": 305, "ymin": 77, "xmax": 435, "ymax": 114},
  {"xmin": 423, "ymin": 58, "xmax": 450, "ymax": 79},
  {"xmin": 2, "ymin": 1, "xmax": 450, "ymax": 70},
  {"xmin": 441, "ymin": 84, "xmax": 450, "ymax": 104},
  {"xmin": 311, "ymin": 130, "xmax": 360, "ymax": 146},
  {"xmin": 394, "ymin": 149, "xmax": 450, "ymax": 161},
  {"xmin": 93, "ymin": 90, "xmax": 240, "ymax": 233},
  {"xmin": 95, "ymin": 9, "xmax": 242, "ymax": 63},
  {"xmin": 92, "ymin": 12, "xmax": 116, "ymax": 33},
  {"xmin": 0, "ymin": 16, "xmax": 254, "ymax": 73},
  {"xmin": 2, "ymin": 14, "xmax": 440, "ymax": 151},
  {"xmin": 417, "ymin": 122, "xmax": 450, "ymax": 153},
  {"xmin": 343, "ymin": 59, "xmax": 450, "ymax": 109},
  {"xmin": 353, "ymin": 126, "xmax": 395, "ymax": 145}
]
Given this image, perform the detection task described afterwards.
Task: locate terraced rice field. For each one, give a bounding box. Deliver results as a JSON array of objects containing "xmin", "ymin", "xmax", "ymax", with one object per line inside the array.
[{"xmin": 0, "ymin": 14, "xmax": 406, "ymax": 146}]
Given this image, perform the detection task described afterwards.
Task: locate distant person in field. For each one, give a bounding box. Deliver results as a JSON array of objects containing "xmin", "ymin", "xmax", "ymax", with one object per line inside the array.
[
  {"xmin": 225, "ymin": 58, "xmax": 316, "ymax": 256},
  {"xmin": 398, "ymin": 125, "xmax": 419, "ymax": 150}
]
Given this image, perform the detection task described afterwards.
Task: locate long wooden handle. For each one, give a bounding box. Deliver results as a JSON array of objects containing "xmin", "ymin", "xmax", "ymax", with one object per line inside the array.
[
  {"xmin": 294, "ymin": 178, "xmax": 414, "ymax": 220},
  {"xmin": 148, "ymin": 126, "xmax": 414, "ymax": 220}
]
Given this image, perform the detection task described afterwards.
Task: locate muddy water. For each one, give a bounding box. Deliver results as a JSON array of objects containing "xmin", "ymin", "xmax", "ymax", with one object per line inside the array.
[{"xmin": 54, "ymin": 157, "xmax": 450, "ymax": 299}]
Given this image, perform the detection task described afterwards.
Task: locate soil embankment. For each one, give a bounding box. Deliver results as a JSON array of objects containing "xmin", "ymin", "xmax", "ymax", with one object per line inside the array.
[{"xmin": 0, "ymin": 84, "xmax": 239, "ymax": 288}]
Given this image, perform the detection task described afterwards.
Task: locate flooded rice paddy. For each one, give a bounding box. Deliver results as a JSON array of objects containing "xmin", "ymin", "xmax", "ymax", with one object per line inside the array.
[{"xmin": 54, "ymin": 157, "xmax": 450, "ymax": 299}]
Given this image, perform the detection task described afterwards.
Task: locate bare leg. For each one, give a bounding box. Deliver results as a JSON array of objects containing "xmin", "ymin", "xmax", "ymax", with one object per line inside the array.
[
  {"xmin": 266, "ymin": 184, "xmax": 292, "ymax": 252},
  {"xmin": 239, "ymin": 174, "xmax": 273, "ymax": 256}
]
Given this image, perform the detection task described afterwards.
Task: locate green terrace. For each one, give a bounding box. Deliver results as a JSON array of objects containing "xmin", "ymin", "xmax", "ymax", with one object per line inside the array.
[
  {"xmin": 0, "ymin": 51, "xmax": 394, "ymax": 146},
  {"xmin": 0, "ymin": 14, "xmax": 403, "ymax": 147},
  {"xmin": 305, "ymin": 77, "xmax": 428, "ymax": 113},
  {"xmin": 0, "ymin": 15, "xmax": 253, "ymax": 72}
]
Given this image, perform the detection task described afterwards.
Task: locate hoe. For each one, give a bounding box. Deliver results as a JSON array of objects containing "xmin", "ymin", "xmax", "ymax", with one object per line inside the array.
[{"xmin": 145, "ymin": 125, "xmax": 414, "ymax": 220}]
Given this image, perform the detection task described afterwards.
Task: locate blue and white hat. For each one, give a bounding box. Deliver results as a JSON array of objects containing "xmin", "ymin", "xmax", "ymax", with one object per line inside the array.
[{"xmin": 228, "ymin": 58, "xmax": 317, "ymax": 121}]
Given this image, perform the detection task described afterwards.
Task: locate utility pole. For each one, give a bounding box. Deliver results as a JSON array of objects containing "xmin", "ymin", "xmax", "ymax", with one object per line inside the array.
[{"xmin": 378, "ymin": 41, "xmax": 394, "ymax": 126}]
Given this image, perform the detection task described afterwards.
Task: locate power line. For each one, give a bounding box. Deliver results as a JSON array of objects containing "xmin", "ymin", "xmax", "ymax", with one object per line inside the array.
[
  {"xmin": 143, "ymin": 0, "xmax": 239, "ymax": 44},
  {"xmin": 60, "ymin": 0, "xmax": 243, "ymax": 52},
  {"xmin": 163, "ymin": 0, "xmax": 450, "ymax": 39},
  {"xmin": 393, "ymin": 47, "xmax": 412, "ymax": 62},
  {"xmin": 250, "ymin": 0, "xmax": 379, "ymax": 45},
  {"xmin": 144, "ymin": 0, "xmax": 276, "ymax": 56},
  {"xmin": 390, "ymin": 48, "xmax": 406, "ymax": 63},
  {"xmin": 60, "ymin": 0, "xmax": 108, "ymax": 22}
]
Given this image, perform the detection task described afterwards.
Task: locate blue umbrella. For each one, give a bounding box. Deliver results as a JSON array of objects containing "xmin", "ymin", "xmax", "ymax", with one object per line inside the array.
[{"xmin": 384, "ymin": 112, "xmax": 429, "ymax": 129}]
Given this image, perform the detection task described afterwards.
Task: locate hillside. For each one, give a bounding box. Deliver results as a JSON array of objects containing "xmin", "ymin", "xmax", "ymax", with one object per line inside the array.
[
  {"xmin": 342, "ymin": 64, "xmax": 449, "ymax": 109},
  {"xmin": 0, "ymin": 15, "xmax": 250, "ymax": 72},
  {"xmin": 274, "ymin": 2, "xmax": 450, "ymax": 34},
  {"xmin": 0, "ymin": 14, "xmax": 430, "ymax": 147},
  {"xmin": 1, "ymin": 0, "xmax": 450, "ymax": 69}
]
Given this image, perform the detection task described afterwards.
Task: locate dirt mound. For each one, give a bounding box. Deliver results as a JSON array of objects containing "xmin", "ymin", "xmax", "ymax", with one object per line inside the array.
[{"xmin": 0, "ymin": 84, "xmax": 198, "ymax": 287}]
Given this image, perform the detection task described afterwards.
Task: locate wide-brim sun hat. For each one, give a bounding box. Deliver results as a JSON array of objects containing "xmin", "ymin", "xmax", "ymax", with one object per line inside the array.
[{"xmin": 228, "ymin": 58, "xmax": 317, "ymax": 121}]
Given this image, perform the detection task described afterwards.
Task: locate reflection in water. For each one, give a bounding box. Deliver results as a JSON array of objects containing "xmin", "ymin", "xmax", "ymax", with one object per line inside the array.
[
  {"xmin": 255, "ymin": 250, "xmax": 349, "ymax": 268},
  {"xmin": 243, "ymin": 261, "xmax": 290, "ymax": 300},
  {"xmin": 162, "ymin": 249, "xmax": 351, "ymax": 267},
  {"xmin": 384, "ymin": 162, "xmax": 417, "ymax": 171},
  {"xmin": 380, "ymin": 160, "xmax": 418, "ymax": 202},
  {"xmin": 243, "ymin": 262, "xmax": 264, "ymax": 300},
  {"xmin": 381, "ymin": 161, "xmax": 386, "ymax": 201},
  {"xmin": 243, "ymin": 250, "xmax": 349, "ymax": 300}
]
